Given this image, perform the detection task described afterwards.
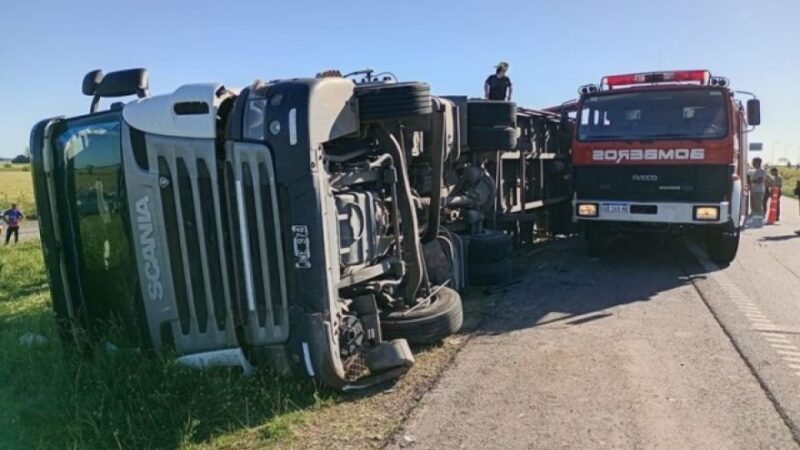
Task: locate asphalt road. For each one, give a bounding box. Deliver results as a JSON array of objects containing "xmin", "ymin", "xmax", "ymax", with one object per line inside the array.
[{"xmin": 389, "ymin": 198, "xmax": 800, "ymax": 450}]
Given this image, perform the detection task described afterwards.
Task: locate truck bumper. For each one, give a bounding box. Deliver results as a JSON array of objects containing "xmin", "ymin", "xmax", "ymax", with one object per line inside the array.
[{"xmin": 574, "ymin": 199, "xmax": 731, "ymax": 225}]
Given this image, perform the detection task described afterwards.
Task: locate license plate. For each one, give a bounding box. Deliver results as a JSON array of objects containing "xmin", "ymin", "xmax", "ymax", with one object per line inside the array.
[{"xmin": 601, "ymin": 204, "xmax": 629, "ymax": 214}]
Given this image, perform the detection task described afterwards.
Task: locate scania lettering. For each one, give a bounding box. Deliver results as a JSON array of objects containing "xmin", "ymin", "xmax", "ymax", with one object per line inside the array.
[{"xmin": 571, "ymin": 70, "xmax": 761, "ymax": 264}]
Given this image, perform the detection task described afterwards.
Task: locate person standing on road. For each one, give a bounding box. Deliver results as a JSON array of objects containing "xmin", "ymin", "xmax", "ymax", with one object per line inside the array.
[
  {"xmin": 484, "ymin": 62, "xmax": 513, "ymax": 101},
  {"xmin": 748, "ymin": 158, "xmax": 767, "ymax": 218},
  {"xmin": 3, "ymin": 203, "xmax": 24, "ymax": 245}
]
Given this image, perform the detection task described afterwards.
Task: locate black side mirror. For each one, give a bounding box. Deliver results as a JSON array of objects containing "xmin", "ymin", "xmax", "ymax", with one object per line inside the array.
[
  {"xmin": 95, "ymin": 69, "xmax": 149, "ymax": 98},
  {"xmin": 747, "ymin": 99, "xmax": 761, "ymax": 126},
  {"xmin": 82, "ymin": 69, "xmax": 104, "ymax": 95}
]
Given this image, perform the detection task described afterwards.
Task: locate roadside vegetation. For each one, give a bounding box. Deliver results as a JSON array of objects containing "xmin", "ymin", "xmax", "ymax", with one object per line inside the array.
[
  {"xmin": 0, "ymin": 239, "xmax": 491, "ymax": 449},
  {"xmin": 0, "ymin": 163, "xmax": 36, "ymax": 218},
  {"xmin": 777, "ymin": 166, "xmax": 800, "ymax": 198}
]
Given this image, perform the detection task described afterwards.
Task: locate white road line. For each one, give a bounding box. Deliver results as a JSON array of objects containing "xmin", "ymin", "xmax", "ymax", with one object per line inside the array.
[
  {"xmin": 770, "ymin": 343, "xmax": 799, "ymax": 350},
  {"xmin": 762, "ymin": 335, "xmax": 791, "ymax": 342},
  {"xmin": 688, "ymin": 242, "xmax": 800, "ymax": 385}
]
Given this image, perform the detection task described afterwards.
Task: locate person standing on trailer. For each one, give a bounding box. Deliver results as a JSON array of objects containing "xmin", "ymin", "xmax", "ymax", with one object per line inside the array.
[
  {"xmin": 748, "ymin": 157, "xmax": 767, "ymax": 218},
  {"xmin": 484, "ymin": 62, "xmax": 513, "ymax": 101}
]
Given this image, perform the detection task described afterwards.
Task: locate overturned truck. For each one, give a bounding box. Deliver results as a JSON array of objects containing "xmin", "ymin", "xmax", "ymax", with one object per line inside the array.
[{"xmin": 30, "ymin": 68, "xmax": 571, "ymax": 389}]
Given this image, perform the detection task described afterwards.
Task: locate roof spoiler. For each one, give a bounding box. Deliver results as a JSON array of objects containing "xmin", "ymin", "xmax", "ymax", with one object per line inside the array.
[{"xmin": 82, "ymin": 68, "xmax": 149, "ymax": 113}]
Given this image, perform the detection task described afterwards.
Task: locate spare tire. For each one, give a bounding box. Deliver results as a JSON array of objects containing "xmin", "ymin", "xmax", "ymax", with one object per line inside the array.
[
  {"xmin": 469, "ymin": 230, "xmax": 513, "ymax": 263},
  {"xmin": 468, "ymin": 126, "xmax": 517, "ymax": 151},
  {"xmin": 380, "ymin": 287, "xmax": 463, "ymax": 345},
  {"xmin": 467, "ymin": 100, "xmax": 516, "ymax": 128},
  {"xmin": 355, "ymin": 82, "xmax": 432, "ymax": 122},
  {"xmin": 468, "ymin": 257, "xmax": 513, "ymax": 286}
]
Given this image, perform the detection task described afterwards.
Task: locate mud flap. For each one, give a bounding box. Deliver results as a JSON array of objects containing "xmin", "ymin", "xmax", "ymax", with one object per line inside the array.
[{"xmin": 365, "ymin": 339, "xmax": 415, "ymax": 373}]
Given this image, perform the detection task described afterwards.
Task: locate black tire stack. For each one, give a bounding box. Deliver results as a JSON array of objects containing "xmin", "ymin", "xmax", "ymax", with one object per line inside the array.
[
  {"xmin": 466, "ymin": 100, "xmax": 517, "ymax": 151},
  {"xmin": 355, "ymin": 82, "xmax": 433, "ymax": 122},
  {"xmin": 466, "ymin": 230, "xmax": 513, "ymax": 285}
]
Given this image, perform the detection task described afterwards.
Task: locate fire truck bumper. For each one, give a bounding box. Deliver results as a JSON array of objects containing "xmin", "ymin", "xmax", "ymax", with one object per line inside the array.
[{"xmin": 573, "ymin": 200, "xmax": 731, "ymax": 226}]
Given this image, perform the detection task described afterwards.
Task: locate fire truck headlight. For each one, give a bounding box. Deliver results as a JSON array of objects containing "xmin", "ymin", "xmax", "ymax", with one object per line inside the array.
[
  {"xmin": 694, "ymin": 206, "xmax": 720, "ymax": 221},
  {"xmin": 577, "ymin": 203, "xmax": 599, "ymax": 217}
]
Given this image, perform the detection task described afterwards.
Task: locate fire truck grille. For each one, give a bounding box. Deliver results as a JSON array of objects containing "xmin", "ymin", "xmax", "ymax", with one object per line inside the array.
[{"xmin": 574, "ymin": 164, "xmax": 731, "ymax": 203}]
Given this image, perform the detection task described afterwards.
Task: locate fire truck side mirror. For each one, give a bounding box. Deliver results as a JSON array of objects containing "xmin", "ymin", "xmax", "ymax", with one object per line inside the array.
[{"xmin": 746, "ymin": 99, "xmax": 761, "ymax": 126}]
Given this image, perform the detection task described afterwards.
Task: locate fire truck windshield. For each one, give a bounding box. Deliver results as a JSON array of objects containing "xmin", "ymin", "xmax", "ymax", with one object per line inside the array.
[{"xmin": 577, "ymin": 88, "xmax": 728, "ymax": 142}]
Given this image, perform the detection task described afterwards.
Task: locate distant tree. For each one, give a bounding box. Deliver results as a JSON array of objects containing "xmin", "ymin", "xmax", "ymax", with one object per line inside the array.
[{"xmin": 11, "ymin": 154, "xmax": 30, "ymax": 164}]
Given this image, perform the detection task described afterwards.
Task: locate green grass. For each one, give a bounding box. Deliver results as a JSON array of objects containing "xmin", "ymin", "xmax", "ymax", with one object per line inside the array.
[
  {"xmin": 0, "ymin": 241, "xmax": 334, "ymax": 450},
  {"xmin": 777, "ymin": 167, "xmax": 800, "ymax": 198},
  {"xmin": 0, "ymin": 164, "xmax": 36, "ymax": 219}
]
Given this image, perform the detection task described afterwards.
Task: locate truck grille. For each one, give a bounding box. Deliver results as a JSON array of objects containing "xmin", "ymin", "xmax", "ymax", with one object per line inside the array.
[
  {"xmin": 574, "ymin": 165, "xmax": 731, "ymax": 202},
  {"xmin": 153, "ymin": 141, "xmax": 236, "ymax": 351},
  {"xmin": 150, "ymin": 139, "xmax": 290, "ymax": 353},
  {"xmin": 224, "ymin": 142, "xmax": 290, "ymax": 346}
]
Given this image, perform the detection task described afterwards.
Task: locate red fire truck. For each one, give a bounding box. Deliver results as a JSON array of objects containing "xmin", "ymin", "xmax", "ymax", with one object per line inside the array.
[{"xmin": 571, "ymin": 70, "xmax": 761, "ymax": 264}]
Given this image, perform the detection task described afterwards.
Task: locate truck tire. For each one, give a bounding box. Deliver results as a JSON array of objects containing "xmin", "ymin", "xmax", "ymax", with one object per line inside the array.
[
  {"xmin": 355, "ymin": 82, "xmax": 432, "ymax": 122},
  {"xmin": 467, "ymin": 126, "xmax": 517, "ymax": 151},
  {"xmin": 467, "ymin": 101, "xmax": 516, "ymax": 128},
  {"xmin": 469, "ymin": 230, "xmax": 513, "ymax": 263},
  {"xmin": 585, "ymin": 224, "xmax": 606, "ymax": 257},
  {"xmin": 467, "ymin": 257, "xmax": 513, "ymax": 286},
  {"xmin": 380, "ymin": 287, "xmax": 463, "ymax": 345},
  {"xmin": 707, "ymin": 227, "xmax": 740, "ymax": 266}
]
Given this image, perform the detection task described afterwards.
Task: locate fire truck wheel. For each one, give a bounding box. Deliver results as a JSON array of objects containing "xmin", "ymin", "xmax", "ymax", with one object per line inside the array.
[
  {"xmin": 380, "ymin": 287, "xmax": 463, "ymax": 345},
  {"xmin": 355, "ymin": 82, "xmax": 432, "ymax": 122},
  {"xmin": 467, "ymin": 257, "xmax": 513, "ymax": 286},
  {"xmin": 467, "ymin": 126, "xmax": 517, "ymax": 151},
  {"xmin": 585, "ymin": 224, "xmax": 607, "ymax": 257},
  {"xmin": 706, "ymin": 227, "xmax": 740, "ymax": 266},
  {"xmin": 469, "ymin": 229, "xmax": 513, "ymax": 263},
  {"xmin": 467, "ymin": 100, "xmax": 516, "ymax": 128}
]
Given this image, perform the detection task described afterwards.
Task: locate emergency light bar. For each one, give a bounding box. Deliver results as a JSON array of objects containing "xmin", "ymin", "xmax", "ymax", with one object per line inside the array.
[{"xmin": 602, "ymin": 70, "xmax": 710, "ymax": 88}]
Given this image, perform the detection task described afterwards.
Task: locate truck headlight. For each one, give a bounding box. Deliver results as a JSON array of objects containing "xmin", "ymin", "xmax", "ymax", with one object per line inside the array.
[
  {"xmin": 694, "ymin": 206, "xmax": 720, "ymax": 221},
  {"xmin": 577, "ymin": 203, "xmax": 599, "ymax": 217}
]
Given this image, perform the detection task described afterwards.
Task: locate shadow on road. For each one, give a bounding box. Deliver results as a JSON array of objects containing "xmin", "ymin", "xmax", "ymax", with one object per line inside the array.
[
  {"xmin": 759, "ymin": 234, "xmax": 800, "ymax": 242},
  {"xmin": 473, "ymin": 233, "xmax": 715, "ymax": 337}
]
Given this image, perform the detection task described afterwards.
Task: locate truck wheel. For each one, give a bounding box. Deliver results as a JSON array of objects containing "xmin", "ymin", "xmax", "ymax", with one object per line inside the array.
[
  {"xmin": 706, "ymin": 227, "xmax": 740, "ymax": 266},
  {"xmin": 468, "ymin": 230, "xmax": 513, "ymax": 263},
  {"xmin": 380, "ymin": 287, "xmax": 463, "ymax": 345},
  {"xmin": 585, "ymin": 224, "xmax": 606, "ymax": 257},
  {"xmin": 467, "ymin": 100, "xmax": 516, "ymax": 128},
  {"xmin": 467, "ymin": 257, "xmax": 513, "ymax": 286},
  {"xmin": 355, "ymin": 82, "xmax": 432, "ymax": 121},
  {"xmin": 467, "ymin": 126, "xmax": 517, "ymax": 151}
]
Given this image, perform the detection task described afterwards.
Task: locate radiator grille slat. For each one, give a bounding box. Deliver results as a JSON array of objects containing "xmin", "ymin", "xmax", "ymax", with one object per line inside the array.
[
  {"xmin": 258, "ymin": 162, "xmax": 284, "ymax": 326},
  {"xmin": 177, "ymin": 158, "xmax": 208, "ymax": 333},
  {"xmin": 158, "ymin": 156, "xmax": 191, "ymax": 334},
  {"xmin": 197, "ymin": 160, "xmax": 227, "ymax": 332}
]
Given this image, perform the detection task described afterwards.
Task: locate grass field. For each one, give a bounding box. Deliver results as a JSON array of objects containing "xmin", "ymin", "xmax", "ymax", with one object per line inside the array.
[{"xmin": 0, "ymin": 164, "xmax": 36, "ymax": 219}]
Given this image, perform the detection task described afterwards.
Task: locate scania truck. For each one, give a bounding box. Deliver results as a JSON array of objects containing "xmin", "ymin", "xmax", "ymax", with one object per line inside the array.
[
  {"xmin": 570, "ymin": 70, "xmax": 761, "ymax": 264},
  {"xmin": 31, "ymin": 68, "xmax": 569, "ymax": 390}
]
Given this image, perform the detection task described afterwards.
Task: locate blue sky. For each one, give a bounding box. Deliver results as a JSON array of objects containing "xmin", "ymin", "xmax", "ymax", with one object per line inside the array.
[{"xmin": 2, "ymin": 0, "xmax": 798, "ymax": 163}]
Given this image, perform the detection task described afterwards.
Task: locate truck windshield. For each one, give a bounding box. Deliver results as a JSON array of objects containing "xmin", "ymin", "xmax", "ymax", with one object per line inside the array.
[{"xmin": 577, "ymin": 89, "xmax": 728, "ymax": 141}]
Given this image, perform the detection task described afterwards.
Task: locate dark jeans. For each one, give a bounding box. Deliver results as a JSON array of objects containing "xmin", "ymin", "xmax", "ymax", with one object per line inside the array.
[{"xmin": 5, "ymin": 226, "xmax": 18, "ymax": 244}]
